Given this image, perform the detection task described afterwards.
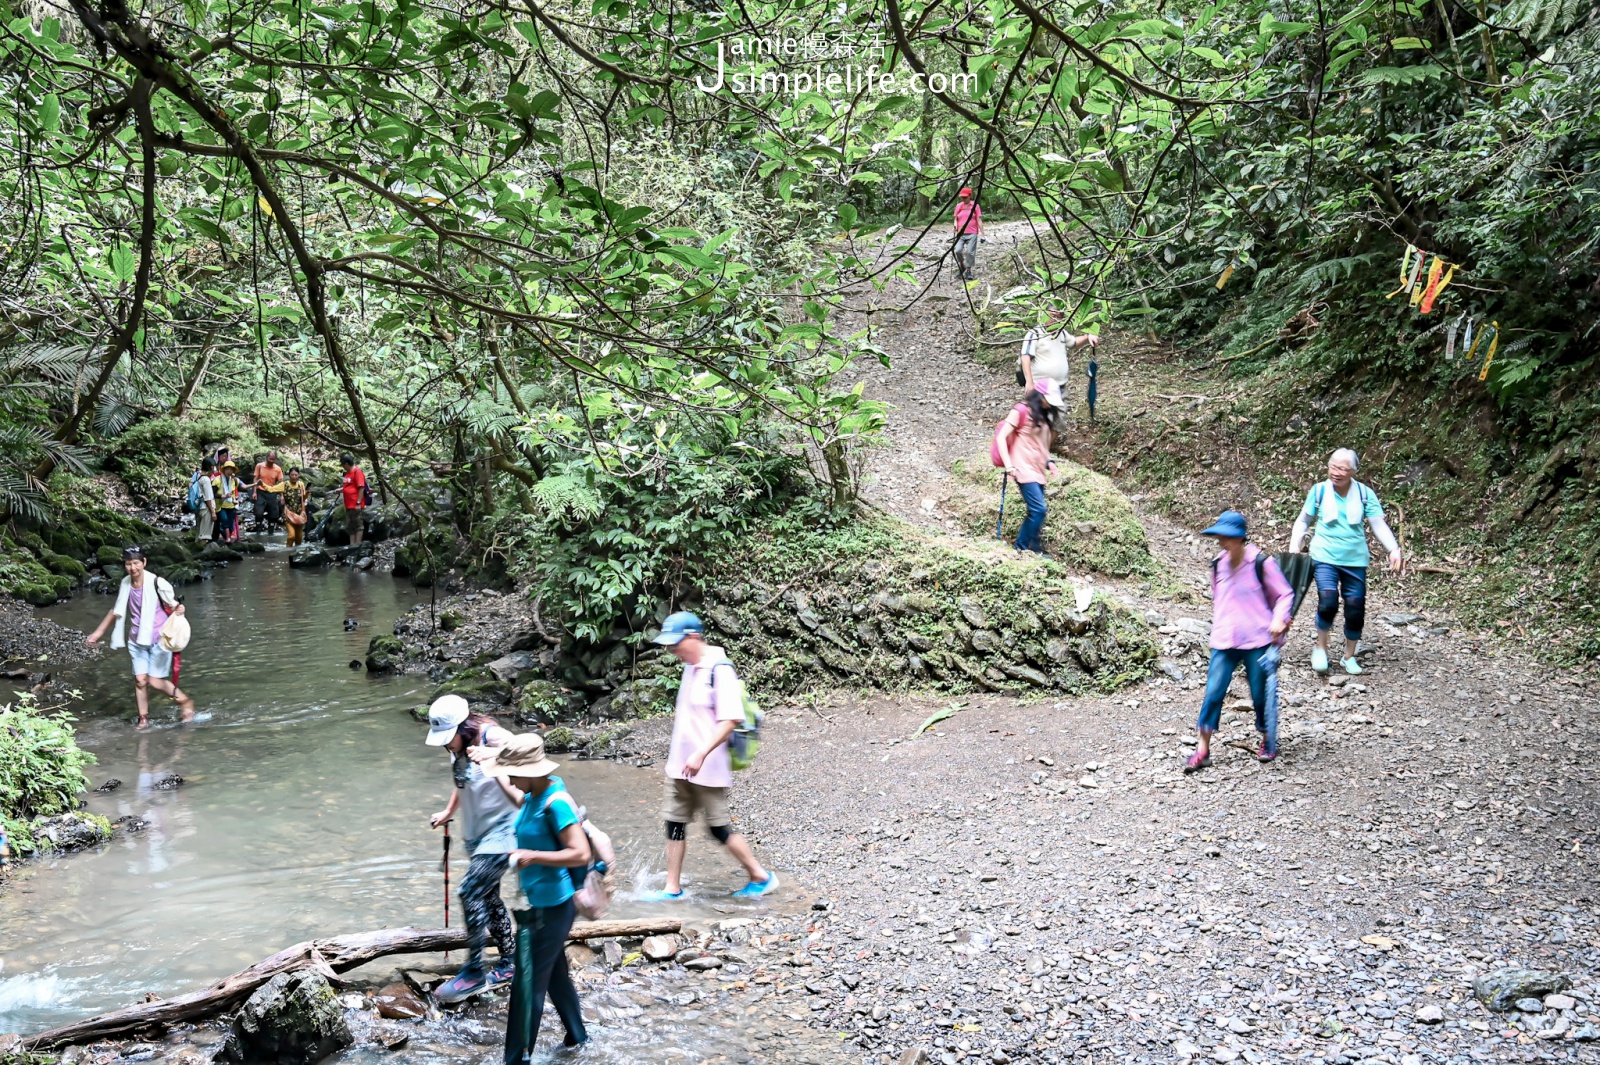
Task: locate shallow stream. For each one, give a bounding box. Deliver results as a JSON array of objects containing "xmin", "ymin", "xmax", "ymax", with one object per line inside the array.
[{"xmin": 0, "ymin": 553, "xmax": 832, "ymax": 1064}]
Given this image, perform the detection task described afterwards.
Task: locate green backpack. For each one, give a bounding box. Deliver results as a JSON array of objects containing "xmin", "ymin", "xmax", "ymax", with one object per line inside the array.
[{"xmin": 710, "ymin": 661, "xmax": 764, "ymax": 770}]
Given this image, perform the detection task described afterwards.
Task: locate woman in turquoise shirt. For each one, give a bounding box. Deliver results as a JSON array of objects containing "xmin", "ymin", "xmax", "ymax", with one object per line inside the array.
[
  {"xmin": 1289, "ymin": 449, "xmax": 1404, "ymax": 675},
  {"xmin": 481, "ymin": 733, "xmax": 591, "ymax": 1061}
]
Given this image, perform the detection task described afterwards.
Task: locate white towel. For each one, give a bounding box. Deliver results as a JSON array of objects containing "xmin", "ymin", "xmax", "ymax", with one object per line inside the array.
[{"xmin": 1317, "ymin": 480, "xmax": 1366, "ymax": 527}]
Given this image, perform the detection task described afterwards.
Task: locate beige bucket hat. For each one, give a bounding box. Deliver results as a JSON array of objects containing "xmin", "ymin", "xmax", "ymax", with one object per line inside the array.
[{"xmin": 479, "ymin": 733, "xmax": 560, "ymax": 779}]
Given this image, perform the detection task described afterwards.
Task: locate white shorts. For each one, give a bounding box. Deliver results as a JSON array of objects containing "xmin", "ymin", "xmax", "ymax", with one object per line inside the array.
[{"xmin": 129, "ymin": 642, "xmax": 172, "ymax": 679}]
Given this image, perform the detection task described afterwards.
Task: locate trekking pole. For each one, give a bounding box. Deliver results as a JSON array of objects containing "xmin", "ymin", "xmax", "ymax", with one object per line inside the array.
[
  {"xmin": 996, "ymin": 473, "xmax": 1008, "ymax": 540},
  {"xmin": 440, "ymin": 821, "xmax": 451, "ymax": 957}
]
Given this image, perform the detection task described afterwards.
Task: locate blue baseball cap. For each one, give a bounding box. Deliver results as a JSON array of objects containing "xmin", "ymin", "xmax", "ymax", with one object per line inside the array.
[
  {"xmin": 1201, "ymin": 510, "xmax": 1248, "ymax": 539},
  {"xmin": 651, "ymin": 611, "xmax": 704, "ymax": 646},
  {"xmin": 1203, "ymin": 508, "xmax": 1248, "ymax": 540}
]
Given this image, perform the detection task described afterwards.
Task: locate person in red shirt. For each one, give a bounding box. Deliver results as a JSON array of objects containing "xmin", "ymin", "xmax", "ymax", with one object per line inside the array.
[
  {"xmin": 340, "ymin": 452, "xmax": 368, "ymax": 546},
  {"xmin": 952, "ymin": 186, "xmax": 983, "ymax": 281}
]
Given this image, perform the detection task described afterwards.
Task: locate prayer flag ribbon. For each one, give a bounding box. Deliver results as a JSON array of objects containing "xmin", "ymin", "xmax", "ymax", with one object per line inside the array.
[
  {"xmin": 1418, "ymin": 257, "xmax": 1455, "ymax": 313},
  {"xmin": 1477, "ymin": 322, "xmax": 1500, "ymax": 381},
  {"xmin": 1216, "ymin": 265, "xmax": 1235, "ymax": 290},
  {"xmin": 1386, "ymin": 244, "xmax": 1418, "ymax": 298}
]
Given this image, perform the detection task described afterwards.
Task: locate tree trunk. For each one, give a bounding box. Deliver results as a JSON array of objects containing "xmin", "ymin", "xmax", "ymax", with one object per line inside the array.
[
  {"xmin": 22, "ymin": 920, "xmax": 681, "ymax": 1050},
  {"xmin": 170, "ymin": 329, "xmax": 221, "ymax": 416}
]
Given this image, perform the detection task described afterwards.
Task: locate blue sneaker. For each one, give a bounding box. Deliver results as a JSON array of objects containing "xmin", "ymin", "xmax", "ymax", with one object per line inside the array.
[
  {"xmin": 732, "ymin": 873, "xmax": 778, "ymax": 898},
  {"xmin": 434, "ymin": 969, "xmax": 487, "ymax": 1003},
  {"xmin": 640, "ymin": 888, "xmax": 686, "ymax": 902},
  {"xmin": 486, "ymin": 965, "xmax": 514, "ymax": 989}
]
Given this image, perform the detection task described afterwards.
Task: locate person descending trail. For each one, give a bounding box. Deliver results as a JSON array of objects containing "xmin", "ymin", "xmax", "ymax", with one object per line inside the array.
[
  {"xmin": 427, "ymin": 696, "xmax": 519, "ymax": 1003},
  {"xmin": 1017, "ymin": 310, "xmax": 1099, "ymax": 392},
  {"xmin": 993, "ymin": 379, "xmax": 1066, "ymax": 557},
  {"xmin": 644, "ymin": 611, "xmax": 777, "ymax": 901},
  {"xmin": 479, "ymin": 733, "xmax": 591, "ymax": 1061},
  {"xmin": 1185, "ymin": 511, "xmax": 1293, "ymax": 772},
  {"xmin": 952, "ymin": 186, "xmax": 983, "ymax": 281},
  {"xmin": 1289, "ymin": 449, "xmax": 1404, "ymax": 676},
  {"xmin": 85, "ymin": 546, "xmax": 196, "ymax": 729}
]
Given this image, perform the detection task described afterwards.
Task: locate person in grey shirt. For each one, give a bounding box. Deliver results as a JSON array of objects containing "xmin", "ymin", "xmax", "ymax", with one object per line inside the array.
[{"xmin": 426, "ymin": 694, "xmax": 518, "ymax": 1002}]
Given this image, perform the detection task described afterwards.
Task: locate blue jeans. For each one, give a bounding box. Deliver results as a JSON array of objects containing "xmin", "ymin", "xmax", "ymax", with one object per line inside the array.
[
  {"xmin": 1313, "ymin": 563, "xmax": 1367, "ymax": 640},
  {"xmin": 1014, "ymin": 481, "xmax": 1047, "ymax": 552},
  {"xmin": 1197, "ymin": 646, "xmax": 1280, "ymax": 753},
  {"xmin": 955, "ymin": 233, "xmax": 979, "ymax": 277},
  {"xmin": 505, "ymin": 900, "xmax": 585, "ymax": 1063}
]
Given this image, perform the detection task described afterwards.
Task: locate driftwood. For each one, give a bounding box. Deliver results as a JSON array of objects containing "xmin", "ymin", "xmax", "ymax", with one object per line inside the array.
[{"xmin": 24, "ymin": 919, "xmax": 681, "ymax": 1051}]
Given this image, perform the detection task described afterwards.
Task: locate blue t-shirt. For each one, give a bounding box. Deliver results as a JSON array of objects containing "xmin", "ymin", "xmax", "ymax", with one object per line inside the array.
[
  {"xmin": 1301, "ymin": 480, "xmax": 1384, "ymax": 567},
  {"xmin": 514, "ymin": 776, "xmax": 579, "ymax": 908}
]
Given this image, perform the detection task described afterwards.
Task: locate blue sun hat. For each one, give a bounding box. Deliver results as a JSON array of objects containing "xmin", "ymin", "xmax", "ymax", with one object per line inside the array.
[
  {"xmin": 1201, "ymin": 510, "xmax": 1248, "ymax": 539},
  {"xmin": 651, "ymin": 611, "xmax": 704, "ymax": 646}
]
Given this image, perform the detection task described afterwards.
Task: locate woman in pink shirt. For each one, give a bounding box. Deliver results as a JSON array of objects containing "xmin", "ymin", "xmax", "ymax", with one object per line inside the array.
[
  {"xmin": 1185, "ymin": 510, "xmax": 1293, "ymax": 772},
  {"xmin": 952, "ymin": 187, "xmax": 983, "ymax": 280},
  {"xmin": 994, "ymin": 379, "xmax": 1066, "ymax": 556}
]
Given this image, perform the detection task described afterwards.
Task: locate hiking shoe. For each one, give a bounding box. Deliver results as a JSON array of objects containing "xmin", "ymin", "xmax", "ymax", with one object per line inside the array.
[
  {"xmin": 1182, "ymin": 751, "xmax": 1211, "ymax": 774},
  {"xmin": 1341, "ymin": 656, "xmax": 1364, "ymax": 676},
  {"xmin": 1310, "ymin": 647, "xmax": 1330, "ymax": 673},
  {"xmin": 640, "ymin": 888, "xmax": 686, "ymax": 903},
  {"xmin": 486, "ymin": 966, "xmax": 514, "ymax": 990},
  {"xmin": 434, "ymin": 970, "xmax": 487, "ymax": 1003},
  {"xmin": 1256, "ymin": 742, "xmax": 1278, "ymax": 763},
  {"xmin": 732, "ymin": 874, "xmax": 779, "ymax": 898}
]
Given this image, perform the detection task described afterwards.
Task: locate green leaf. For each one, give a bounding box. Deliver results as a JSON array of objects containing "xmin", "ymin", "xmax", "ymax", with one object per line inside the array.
[
  {"xmin": 40, "ymin": 93, "xmax": 60, "ymax": 133},
  {"xmin": 109, "ymin": 245, "xmax": 136, "ymax": 284}
]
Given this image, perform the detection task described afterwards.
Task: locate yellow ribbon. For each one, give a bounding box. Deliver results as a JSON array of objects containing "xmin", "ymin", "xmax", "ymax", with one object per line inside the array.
[
  {"xmin": 1216, "ymin": 265, "xmax": 1235, "ymax": 290},
  {"xmin": 1477, "ymin": 322, "xmax": 1500, "ymax": 381},
  {"xmin": 1386, "ymin": 244, "xmax": 1417, "ymax": 298}
]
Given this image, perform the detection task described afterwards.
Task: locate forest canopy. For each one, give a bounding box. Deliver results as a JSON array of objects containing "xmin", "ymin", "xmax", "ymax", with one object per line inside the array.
[{"xmin": 4, "ymin": 0, "xmax": 1598, "ymax": 640}]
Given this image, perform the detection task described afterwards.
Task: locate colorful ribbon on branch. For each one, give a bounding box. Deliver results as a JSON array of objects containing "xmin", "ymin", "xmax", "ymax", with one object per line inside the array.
[
  {"xmin": 1419, "ymin": 256, "xmax": 1455, "ymax": 313},
  {"xmin": 1387, "ymin": 245, "xmax": 1459, "ymax": 313},
  {"xmin": 1386, "ymin": 244, "xmax": 1418, "ymax": 298},
  {"xmin": 1477, "ymin": 322, "xmax": 1500, "ymax": 381}
]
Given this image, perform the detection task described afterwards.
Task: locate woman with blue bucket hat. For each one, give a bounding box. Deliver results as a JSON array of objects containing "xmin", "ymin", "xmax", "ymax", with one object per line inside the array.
[{"xmin": 1184, "ymin": 510, "xmax": 1294, "ymax": 772}]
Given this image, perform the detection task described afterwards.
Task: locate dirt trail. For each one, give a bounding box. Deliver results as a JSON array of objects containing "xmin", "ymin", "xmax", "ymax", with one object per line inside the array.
[{"xmin": 725, "ymin": 221, "xmax": 1600, "ymax": 1065}]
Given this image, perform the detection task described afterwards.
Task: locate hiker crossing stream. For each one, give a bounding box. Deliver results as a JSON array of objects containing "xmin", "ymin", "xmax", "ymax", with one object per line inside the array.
[{"xmin": 2, "ymin": 554, "xmax": 839, "ymax": 1064}]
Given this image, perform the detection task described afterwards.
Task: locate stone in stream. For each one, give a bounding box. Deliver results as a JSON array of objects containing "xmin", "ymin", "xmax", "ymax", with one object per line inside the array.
[
  {"xmin": 486, "ymin": 651, "xmax": 538, "ymax": 683},
  {"xmin": 1472, "ymin": 968, "xmax": 1571, "ymax": 1011},
  {"xmin": 641, "ymin": 936, "xmax": 678, "ymax": 962},
  {"xmin": 222, "ymin": 970, "xmax": 353, "ymax": 1065},
  {"xmin": 287, "ymin": 545, "xmax": 333, "ymax": 568},
  {"xmin": 365, "ymin": 636, "xmax": 405, "ymax": 675},
  {"xmin": 96, "ymin": 778, "xmax": 122, "ymax": 792},
  {"xmin": 372, "ymin": 982, "xmax": 426, "ymax": 1020}
]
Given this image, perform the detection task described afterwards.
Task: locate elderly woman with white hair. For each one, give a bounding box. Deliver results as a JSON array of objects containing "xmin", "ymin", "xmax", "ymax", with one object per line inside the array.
[{"xmin": 1289, "ymin": 449, "xmax": 1403, "ymax": 675}]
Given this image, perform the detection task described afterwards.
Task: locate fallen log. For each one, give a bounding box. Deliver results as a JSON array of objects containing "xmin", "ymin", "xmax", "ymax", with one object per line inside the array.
[{"xmin": 23, "ymin": 919, "xmax": 680, "ymax": 1051}]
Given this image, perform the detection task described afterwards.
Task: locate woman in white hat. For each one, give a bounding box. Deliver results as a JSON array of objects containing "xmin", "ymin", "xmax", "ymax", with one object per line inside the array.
[
  {"xmin": 86, "ymin": 546, "xmax": 195, "ymax": 729},
  {"xmin": 483, "ymin": 733, "xmax": 591, "ymax": 1059},
  {"xmin": 426, "ymin": 695, "xmax": 518, "ymax": 1003}
]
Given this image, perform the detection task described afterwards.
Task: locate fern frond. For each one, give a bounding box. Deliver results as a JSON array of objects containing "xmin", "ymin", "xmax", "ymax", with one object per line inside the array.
[{"xmin": 529, "ymin": 474, "xmax": 603, "ymax": 522}]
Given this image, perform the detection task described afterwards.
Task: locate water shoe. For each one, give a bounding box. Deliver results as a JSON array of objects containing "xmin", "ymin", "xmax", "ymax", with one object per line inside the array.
[
  {"xmin": 732, "ymin": 874, "xmax": 779, "ymax": 898},
  {"xmin": 640, "ymin": 888, "xmax": 686, "ymax": 902},
  {"xmin": 1310, "ymin": 647, "xmax": 1329, "ymax": 673},
  {"xmin": 1341, "ymin": 657, "xmax": 1364, "ymax": 675}
]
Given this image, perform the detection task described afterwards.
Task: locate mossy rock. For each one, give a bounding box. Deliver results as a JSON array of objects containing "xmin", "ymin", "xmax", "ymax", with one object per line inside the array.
[
  {"xmin": 199, "ymin": 542, "xmax": 245, "ymax": 563},
  {"xmin": 234, "ymin": 538, "xmax": 267, "ymax": 554},
  {"xmin": 42, "ymin": 550, "xmax": 88, "ymax": 582},
  {"xmin": 514, "ymin": 679, "xmax": 578, "ymax": 725},
  {"xmin": 439, "ymin": 609, "xmax": 464, "ymax": 632},
  {"xmin": 96, "ymin": 544, "xmax": 124, "ymax": 568},
  {"xmin": 947, "ymin": 455, "xmax": 1168, "ymax": 581},
  {"xmin": 430, "ymin": 666, "xmax": 511, "ymax": 705},
  {"xmin": 165, "ymin": 564, "xmax": 201, "ymax": 585},
  {"xmin": 102, "ymin": 563, "xmax": 127, "ymax": 584},
  {"xmin": 17, "ymin": 582, "xmax": 61, "ymax": 606},
  {"xmin": 144, "ymin": 540, "xmax": 189, "ymax": 567},
  {"xmin": 541, "ymin": 726, "xmax": 577, "ymax": 753},
  {"xmin": 366, "ymin": 635, "xmax": 406, "ymax": 674}
]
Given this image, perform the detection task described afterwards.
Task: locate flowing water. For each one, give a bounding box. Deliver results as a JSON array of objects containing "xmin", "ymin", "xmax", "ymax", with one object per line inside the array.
[{"xmin": 0, "ymin": 553, "xmax": 835, "ymax": 1064}]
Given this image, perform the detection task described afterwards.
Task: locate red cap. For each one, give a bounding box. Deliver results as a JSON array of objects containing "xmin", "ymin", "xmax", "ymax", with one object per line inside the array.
[{"xmin": 959, "ymin": 187, "xmax": 973, "ymax": 197}]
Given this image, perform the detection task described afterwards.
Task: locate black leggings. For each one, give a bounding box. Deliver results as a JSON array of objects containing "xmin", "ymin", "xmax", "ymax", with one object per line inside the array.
[{"xmin": 505, "ymin": 900, "xmax": 586, "ymax": 1063}]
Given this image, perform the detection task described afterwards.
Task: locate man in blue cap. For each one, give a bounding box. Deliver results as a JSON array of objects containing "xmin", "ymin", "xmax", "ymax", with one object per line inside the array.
[
  {"xmin": 645, "ymin": 610, "xmax": 777, "ymax": 900},
  {"xmin": 1185, "ymin": 510, "xmax": 1293, "ymax": 772}
]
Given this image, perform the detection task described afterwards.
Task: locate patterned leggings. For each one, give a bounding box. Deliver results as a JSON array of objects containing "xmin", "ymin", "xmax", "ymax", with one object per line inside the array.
[{"xmin": 460, "ymin": 853, "xmax": 515, "ymax": 974}]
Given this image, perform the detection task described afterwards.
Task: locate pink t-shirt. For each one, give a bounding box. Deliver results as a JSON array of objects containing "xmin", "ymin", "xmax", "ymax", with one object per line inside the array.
[
  {"xmin": 1003, "ymin": 406, "xmax": 1052, "ymax": 484},
  {"xmin": 1210, "ymin": 545, "xmax": 1293, "ymax": 650},
  {"xmin": 665, "ymin": 651, "xmax": 744, "ymax": 789},
  {"xmin": 127, "ymin": 586, "xmax": 169, "ymax": 648},
  {"xmin": 954, "ymin": 201, "xmax": 981, "ymax": 235}
]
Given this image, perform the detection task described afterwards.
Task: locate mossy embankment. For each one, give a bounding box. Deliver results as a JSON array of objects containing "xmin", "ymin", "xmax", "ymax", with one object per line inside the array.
[
  {"xmin": 0, "ymin": 696, "xmax": 108, "ymax": 862},
  {"xmin": 395, "ymin": 511, "xmax": 1164, "ymax": 745}
]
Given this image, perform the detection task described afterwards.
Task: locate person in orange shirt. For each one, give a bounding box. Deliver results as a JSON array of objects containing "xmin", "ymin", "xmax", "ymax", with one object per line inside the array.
[{"xmin": 252, "ymin": 450, "xmax": 286, "ymax": 534}]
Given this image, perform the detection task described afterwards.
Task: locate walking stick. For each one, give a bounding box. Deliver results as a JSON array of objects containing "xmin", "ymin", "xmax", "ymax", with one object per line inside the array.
[
  {"xmin": 440, "ymin": 821, "xmax": 451, "ymax": 957},
  {"xmin": 996, "ymin": 473, "xmax": 1008, "ymax": 540}
]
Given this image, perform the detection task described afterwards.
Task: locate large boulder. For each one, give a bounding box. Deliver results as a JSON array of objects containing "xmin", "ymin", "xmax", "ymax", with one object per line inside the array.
[
  {"xmin": 32, "ymin": 812, "xmax": 111, "ymax": 851},
  {"xmin": 487, "ymin": 651, "xmax": 538, "ymax": 684},
  {"xmin": 1473, "ymin": 969, "xmax": 1572, "ymax": 1012},
  {"xmin": 223, "ymin": 970, "xmax": 352, "ymax": 1065},
  {"xmin": 199, "ymin": 542, "xmax": 245, "ymax": 564},
  {"xmin": 429, "ymin": 666, "xmax": 511, "ymax": 706}
]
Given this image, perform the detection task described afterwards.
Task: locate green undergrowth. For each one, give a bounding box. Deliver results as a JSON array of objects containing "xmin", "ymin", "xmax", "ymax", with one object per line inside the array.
[
  {"xmin": 2, "ymin": 488, "xmax": 173, "ymax": 605},
  {"xmin": 678, "ymin": 513, "xmax": 1158, "ymax": 699},
  {"xmin": 103, "ymin": 410, "xmax": 269, "ymax": 505},
  {"xmin": 0, "ymin": 695, "xmax": 97, "ymax": 855}
]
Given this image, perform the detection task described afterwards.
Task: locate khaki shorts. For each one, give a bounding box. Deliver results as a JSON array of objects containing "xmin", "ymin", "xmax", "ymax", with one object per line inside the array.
[
  {"xmin": 344, "ymin": 506, "xmax": 364, "ymax": 533},
  {"xmin": 662, "ymin": 778, "xmax": 731, "ymax": 827}
]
